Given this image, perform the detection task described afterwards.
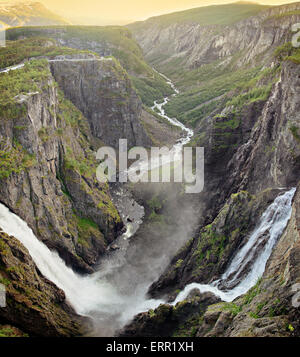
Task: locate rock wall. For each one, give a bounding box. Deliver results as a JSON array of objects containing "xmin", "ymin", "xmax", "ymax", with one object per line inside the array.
[
  {"xmin": 50, "ymin": 56, "xmax": 152, "ymax": 149},
  {"xmin": 0, "ymin": 60, "xmax": 123, "ymax": 273},
  {"xmin": 131, "ymin": 2, "xmax": 300, "ymax": 70},
  {"xmin": 0, "ymin": 231, "xmax": 89, "ymax": 337}
]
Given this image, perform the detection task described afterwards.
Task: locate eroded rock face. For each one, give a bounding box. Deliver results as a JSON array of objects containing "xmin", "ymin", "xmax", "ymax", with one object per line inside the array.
[
  {"xmin": 0, "ymin": 62, "xmax": 123, "ymax": 273},
  {"xmin": 0, "ymin": 231, "xmax": 89, "ymax": 337},
  {"xmin": 50, "ymin": 57, "xmax": 152, "ymax": 149},
  {"xmin": 131, "ymin": 3, "xmax": 300, "ymax": 70}
]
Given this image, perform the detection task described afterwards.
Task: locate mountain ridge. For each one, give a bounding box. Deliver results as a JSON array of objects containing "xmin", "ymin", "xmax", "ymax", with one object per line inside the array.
[{"xmin": 0, "ymin": 1, "xmax": 69, "ymax": 28}]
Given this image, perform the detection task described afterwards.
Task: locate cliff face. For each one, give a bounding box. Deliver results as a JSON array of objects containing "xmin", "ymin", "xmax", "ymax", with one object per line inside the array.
[
  {"xmin": 50, "ymin": 56, "xmax": 152, "ymax": 149},
  {"xmin": 0, "ymin": 231, "xmax": 89, "ymax": 337},
  {"xmin": 130, "ymin": 2, "xmax": 300, "ymax": 70},
  {"xmin": 0, "ymin": 57, "xmax": 123, "ymax": 274},
  {"xmin": 6, "ymin": 26, "xmax": 175, "ymax": 106}
]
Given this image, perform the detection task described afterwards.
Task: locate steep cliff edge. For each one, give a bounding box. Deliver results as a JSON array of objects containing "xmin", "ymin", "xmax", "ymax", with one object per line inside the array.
[
  {"xmin": 6, "ymin": 26, "xmax": 174, "ymax": 106},
  {"xmin": 50, "ymin": 56, "xmax": 152, "ymax": 149},
  {"xmin": 146, "ymin": 52, "xmax": 300, "ymax": 299},
  {"xmin": 0, "ymin": 46, "xmax": 124, "ymax": 273}
]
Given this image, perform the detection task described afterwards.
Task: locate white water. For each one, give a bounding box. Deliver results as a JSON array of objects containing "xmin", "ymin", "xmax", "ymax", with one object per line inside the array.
[
  {"xmin": 0, "ymin": 203, "xmax": 163, "ymax": 329},
  {"xmin": 0, "ymin": 63, "xmax": 295, "ymax": 333},
  {"xmin": 0, "ymin": 186, "xmax": 295, "ymax": 331},
  {"xmin": 172, "ymin": 187, "xmax": 296, "ymax": 304},
  {"xmin": 128, "ymin": 71, "xmax": 194, "ymax": 175}
]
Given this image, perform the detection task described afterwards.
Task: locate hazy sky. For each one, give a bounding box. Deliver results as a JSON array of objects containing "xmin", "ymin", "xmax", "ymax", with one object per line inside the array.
[{"xmin": 1, "ymin": 0, "xmax": 299, "ymax": 25}]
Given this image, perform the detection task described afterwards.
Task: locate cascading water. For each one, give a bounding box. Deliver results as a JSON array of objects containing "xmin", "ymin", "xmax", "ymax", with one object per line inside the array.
[
  {"xmin": 172, "ymin": 187, "xmax": 296, "ymax": 304},
  {"xmin": 0, "ymin": 203, "xmax": 163, "ymax": 335},
  {"xmin": 0, "ymin": 62, "xmax": 295, "ymax": 335}
]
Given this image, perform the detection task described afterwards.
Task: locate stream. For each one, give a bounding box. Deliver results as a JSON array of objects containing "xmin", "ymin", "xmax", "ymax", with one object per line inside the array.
[{"xmin": 0, "ymin": 64, "xmax": 296, "ymax": 335}]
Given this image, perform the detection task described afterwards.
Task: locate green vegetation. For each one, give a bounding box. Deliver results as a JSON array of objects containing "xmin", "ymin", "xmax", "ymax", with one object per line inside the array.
[
  {"xmin": 192, "ymin": 224, "xmax": 228, "ymax": 276},
  {"xmin": 72, "ymin": 213, "xmax": 104, "ymax": 248},
  {"xmin": 0, "ymin": 59, "xmax": 49, "ymax": 119},
  {"xmin": 287, "ymin": 48, "xmax": 300, "ymax": 65},
  {"xmin": 163, "ymin": 65, "xmax": 264, "ymax": 127},
  {"xmin": 129, "ymin": 2, "xmax": 269, "ymax": 29},
  {"xmin": 147, "ymin": 196, "xmax": 166, "ymax": 224},
  {"xmin": 0, "ymin": 37, "xmax": 89, "ymax": 69},
  {"xmin": 0, "ymin": 327, "xmax": 21, "ymax": 337},
  {"xmin": 266, "ymin": 9, "xmax": 300, "ymax": 21},
  {"xmin": 223, "ymin": 302, "xmax": 242, "ymax": 316},
  {"xmin": 0, "ymin": 276, "xmax": 11, "ymax": 286},
  {"xmin": 0, "ymin": 143, "xmax": 36, "ymax": 180},
  {"xmin": 274, "ymin": 42, "xmax": 300, "ymax": 64},
  {"xmin": 226, "ymin": 84, "xmax": 272, "ymax": 109},
  {"xmin": 131, "ymin": 76, "xmax": 173, "ymax": 107},
  {"xmin": 172, "ymin": 315, "xmax": 202, "ymax": 337},
  {"xmin": 290, "ymin": 125, "xmax": 300, "ymax": 144},
  {"xmin": 6, "ymin": 27, "xmax": 173, "ymax": 105},
  {"xmin": 243, "ymin": 278, "xmax": 262, "ymax": 305},
  {"xmin": 175, "ymin": 259, "xmax": 184, "ymax": 269},
  {"xmin": 63, "ymin": 146, "xmax": 95, "ymax": 178}
]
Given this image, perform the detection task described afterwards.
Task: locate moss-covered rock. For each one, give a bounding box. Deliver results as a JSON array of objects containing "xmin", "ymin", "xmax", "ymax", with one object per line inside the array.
[{"xmin": 0, "ymin": 231, "xmax": 89, "ymax": 337}]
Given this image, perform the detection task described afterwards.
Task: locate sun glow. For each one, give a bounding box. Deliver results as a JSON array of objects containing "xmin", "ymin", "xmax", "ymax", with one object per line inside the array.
[{"xmin": 0, "ymin": 0, "xmax": 298, "ymax": 25}]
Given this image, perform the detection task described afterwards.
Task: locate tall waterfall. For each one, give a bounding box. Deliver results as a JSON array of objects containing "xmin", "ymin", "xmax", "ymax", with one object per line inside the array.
[
  {"xmin": 172, "ymin": 187, "xmax": 296, "ymax": 304},
  {"xmin": 0, "ymin": 203, "xmax": 163, "ymax": 335}
]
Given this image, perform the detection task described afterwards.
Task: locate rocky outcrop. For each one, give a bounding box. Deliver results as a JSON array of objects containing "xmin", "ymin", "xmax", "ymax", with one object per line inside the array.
[
  {"xmin": 0, "ymin": 231, "xmax": 89, "ymax": 337},
  {"xmin": 227, "ymin": 60, "xmax": 300, "ymax": 193},
  {"xmin": 50, "ymin": 56, "xmax": 152, "ymax": 149},
  {"xmin": 119, "ymin": 291, "xmax": 220, "ymax": 337},
  {"xmin": 130, "ymin": 54, "xmax": 300, "ymax": 336},
  {"xmin": 0, "ymin": 58, "xmax": 123, "ymax": 273}
]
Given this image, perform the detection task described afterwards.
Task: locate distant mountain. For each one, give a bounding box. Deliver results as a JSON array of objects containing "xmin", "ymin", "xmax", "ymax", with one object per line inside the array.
[
  {"xmin": 128, "ymin": 1, "xmax": 271, "ymax": 29},
  {"xmin": 0, "ymin": 1, "xmax": 69, "ymax": 27}
]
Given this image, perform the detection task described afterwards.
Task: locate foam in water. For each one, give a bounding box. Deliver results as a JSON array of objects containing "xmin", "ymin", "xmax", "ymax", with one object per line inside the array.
[{"xmin": 0, "ymin": 203, "xmax": 165, "ymax": 330}]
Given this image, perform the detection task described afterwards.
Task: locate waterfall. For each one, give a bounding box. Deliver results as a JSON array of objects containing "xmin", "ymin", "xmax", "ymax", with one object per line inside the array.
[
  {"xmin": 0, "ymin": 203, "xmax": 125, "ymax": 315},
  {"xmin": 0, "ymin": 203, "xmax": 163, "ymax": 334},
  {"xmin": 172, "ymin": 187, "xmax": 296, "ymax": 304}
]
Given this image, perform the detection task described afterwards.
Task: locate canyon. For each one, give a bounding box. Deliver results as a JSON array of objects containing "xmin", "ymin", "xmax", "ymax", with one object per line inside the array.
[{"xmin": 0, "ymin": 1, "xmax": 300, "ymax": 338}]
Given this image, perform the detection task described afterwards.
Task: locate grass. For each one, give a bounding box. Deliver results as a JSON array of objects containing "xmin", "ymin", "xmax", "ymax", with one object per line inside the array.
[
  {"xmin": 0, "ymin": 37, "xmax": 90, "ymax": 69},
  {"xmin": 274, "ymin": 42, "xmax": 300, "ymax": 64},
  {"xmin": 0, "ymin": 142, "xmax": 36, "ymax": 180},
  {"xmin": 163, "ymin": 65, "xmax": 263, "ymax": 127},
  {"xmin": 243, "ymin": 278, "xmax": 262, "ymax": 305},
  {"xmin": 6, "ymin": 27, "xmax": 173, "ymax": 105},
  {"xmin": 223, "ymin": 302, "xmax": 242, "ymax": 316},
  {"xmin": 131, "ymin": 75, "xmax": 173, "ymax": 106},
  {"xmin": 266, "ymin": 9, "xmax": 300, "ymax": 21},
  {"xmin": 129, "ymin": 2, "xmax": 270, "ymax": 29},
  {"xmin": 0, "ymin": 59, "xmax": 49, "ymax": 111},
  {"xmin": 226, "ymin": 84, "xmax": 272, "ymax": 109}
]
